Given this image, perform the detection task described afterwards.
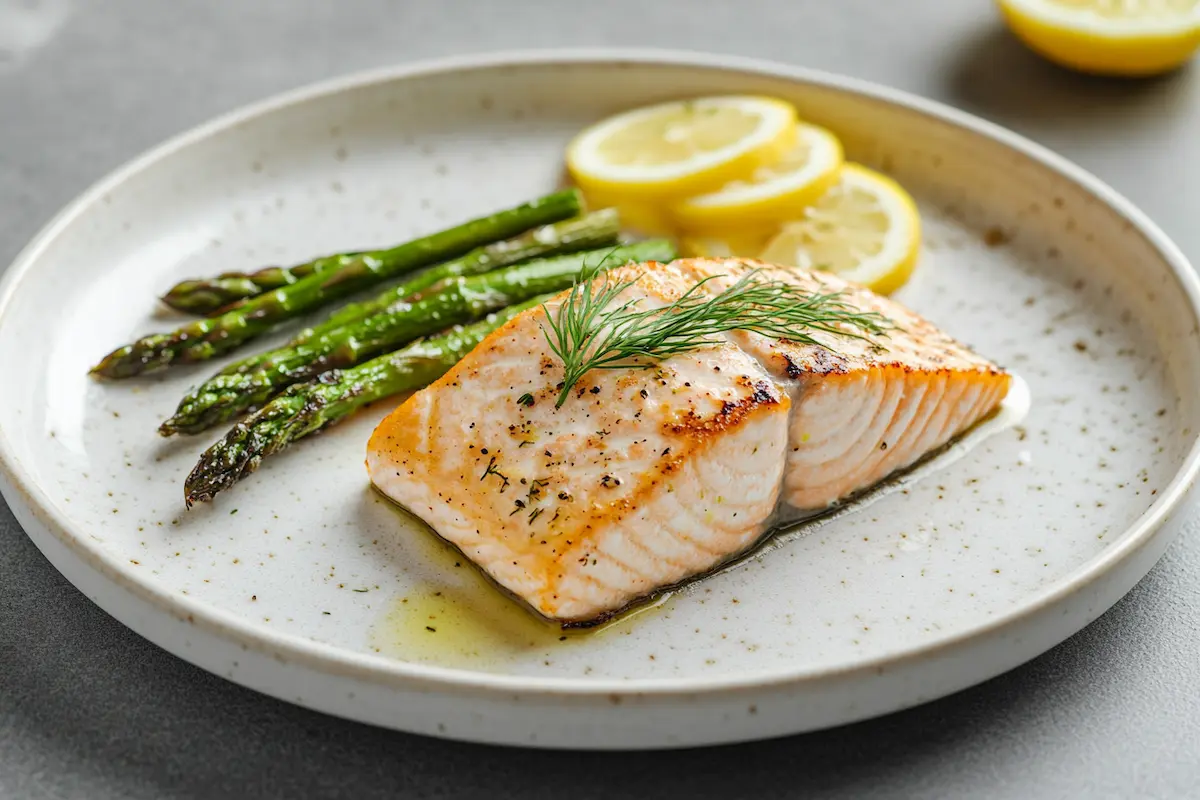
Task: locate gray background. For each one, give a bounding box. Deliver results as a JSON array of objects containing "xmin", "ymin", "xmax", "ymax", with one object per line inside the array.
[{"xmin": 2, "ymin": 0, "xmax": 1198, "ymax": 797}]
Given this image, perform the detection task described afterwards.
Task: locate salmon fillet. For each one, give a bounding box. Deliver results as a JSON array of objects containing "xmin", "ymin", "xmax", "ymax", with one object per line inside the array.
[{"xmin": 366, "ymin": 258, "xmax": 1010, "ymax": 624}]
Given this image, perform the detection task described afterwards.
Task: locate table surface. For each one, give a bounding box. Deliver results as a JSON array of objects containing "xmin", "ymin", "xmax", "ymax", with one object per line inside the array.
[{"xmin": 3, "ymin": 1, "xmax": 1199, "ymax": 797}]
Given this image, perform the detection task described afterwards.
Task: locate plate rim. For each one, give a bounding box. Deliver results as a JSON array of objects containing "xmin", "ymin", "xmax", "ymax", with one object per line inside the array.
[{"xmin": 2, "ymin": 46, "xmax": 1198, "ymax": 699}]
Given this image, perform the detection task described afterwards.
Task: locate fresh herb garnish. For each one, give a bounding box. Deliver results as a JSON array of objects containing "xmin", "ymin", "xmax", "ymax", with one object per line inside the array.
[
  {"xmin": 539, "ymin": 266, "xmax": 891, "ymax": 407},
  {"xmin": 480, "ymin": 456, "xmax": 510, "ymax": 492},
  {"xmin": 527, "ymin": 477, "xmax": 549, "ymax": 503},
  {"xmin": 517, "ymin": 392, "xmax": 534, "ymax": 407}
]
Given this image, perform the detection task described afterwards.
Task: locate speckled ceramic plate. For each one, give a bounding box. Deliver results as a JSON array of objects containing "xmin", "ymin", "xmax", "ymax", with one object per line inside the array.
[{"xmin": 1, "ymin": 50, "xmax": 1198, "ymax": 750}]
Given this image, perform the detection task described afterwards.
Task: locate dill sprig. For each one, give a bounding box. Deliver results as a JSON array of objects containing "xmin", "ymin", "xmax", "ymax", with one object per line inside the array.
[
  {"xmin": 480, "ymin": 456, "xmax": 510, "ymax": 492},
  {"xmin": 539, "ymin": 267, "xmax": 892, "ymax": 408}
]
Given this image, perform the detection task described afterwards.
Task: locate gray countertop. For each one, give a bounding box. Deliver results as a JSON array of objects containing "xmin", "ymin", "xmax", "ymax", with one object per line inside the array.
[{"xmin": 2, "ymin": 1, "xmax": 1199, "ymax": 797}]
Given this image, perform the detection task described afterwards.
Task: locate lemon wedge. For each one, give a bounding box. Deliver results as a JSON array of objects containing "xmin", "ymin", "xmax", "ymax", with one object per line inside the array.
[
  {"xmin": 566, "ymin": 96, "xmax": 798, "ymax": 199},
  {"xmin": 671, "ymin": 121, "xmax": 843, "ymax": 233},
  {"xmin": 997, "ymin": 0, "xmax": 1200, "ymax": 76},
  {"xmin": 758, "ymin": 164, "xmax": 921, "ymax": 295}
]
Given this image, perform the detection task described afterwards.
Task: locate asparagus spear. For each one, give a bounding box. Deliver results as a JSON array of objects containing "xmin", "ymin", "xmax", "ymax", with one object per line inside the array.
[
  {"xmin": 221, "ymin": 208, "xmax": 621, "ymax": 377},
  {"xmin": 90, "ymin": 190, "xmax": 582, "ymax": 379},
  {"xmin": 183, "ymin": 295, "xmax": 554, "ymax": 506},
  {"xmin": 161, "ymin": 251, "xmax": 366, "ymax": 315},
  {"xmin": 160, "ymin": 240, "xmax": 676, "ymax": 436}
]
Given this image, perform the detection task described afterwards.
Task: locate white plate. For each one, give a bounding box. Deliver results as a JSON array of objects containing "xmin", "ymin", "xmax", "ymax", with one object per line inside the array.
[{"xmin": 1, "ymin": 49, "xmax": 1198, "ymax": 750}]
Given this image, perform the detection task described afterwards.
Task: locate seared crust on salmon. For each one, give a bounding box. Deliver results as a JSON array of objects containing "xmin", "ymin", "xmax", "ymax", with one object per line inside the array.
[{"xmin": 366, "ymin": 258, "xmax": 1011, "ymax": 624}]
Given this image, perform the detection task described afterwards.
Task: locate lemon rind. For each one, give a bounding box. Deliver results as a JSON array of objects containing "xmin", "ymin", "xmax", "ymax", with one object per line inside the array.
[
  {"xmin": 566, "ymin": 96, "xmax": 798, "ymax": 193},
  {"xmin": 999, "ymin": 0, "xmax": 1200, "ymax": 39}
]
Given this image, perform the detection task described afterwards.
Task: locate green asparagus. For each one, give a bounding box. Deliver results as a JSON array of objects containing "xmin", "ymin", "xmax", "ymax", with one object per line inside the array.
[
  {"xmin": 161, "ymin": 251, "xmax": 366, "ymax": 315},
  {"xmin": 183, "ymin": 295, "xmax": 554, "ymax": 506},
  {"xmin": 90, "ymin": 190, "xmax": 583, "ymax": 379},
  {"xmin": 221, "ymin": 208, "xmax": 621, "ymax": 377},
  {"xmin": 160, "ymin": 240, "xmax": 677, "ymax": 436}
]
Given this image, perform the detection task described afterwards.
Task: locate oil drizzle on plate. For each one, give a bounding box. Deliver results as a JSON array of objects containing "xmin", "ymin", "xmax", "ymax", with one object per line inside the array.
[{"xmin": 369, "ymin": 530, "xmax": 670, "ymax": 669}]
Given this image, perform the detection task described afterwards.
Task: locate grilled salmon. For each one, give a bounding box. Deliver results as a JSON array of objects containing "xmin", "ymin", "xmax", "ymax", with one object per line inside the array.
[{"xmin": 366, "ymin": 258, "xmax": 1010, "ymax": 625}]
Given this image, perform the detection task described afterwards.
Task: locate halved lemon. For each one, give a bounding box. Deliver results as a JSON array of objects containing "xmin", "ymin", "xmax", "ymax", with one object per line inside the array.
[
  {"xmin": 997, "ymin": 0, "xmax": 1200, "ymax": 76},
  {"xmin": 566, "ymin": 96, "xmax": 798, "ymax": 199},
  {"xmin": 758, "ymin": 163, "xmax": 921, "ymax": 295},
  {"xmin": 670, "ymin": 121, "xmax": 844, "ymax": 232}
]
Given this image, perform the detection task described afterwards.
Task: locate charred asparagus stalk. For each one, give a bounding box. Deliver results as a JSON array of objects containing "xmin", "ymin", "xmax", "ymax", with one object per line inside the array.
[
  {"xmin": 182, "ymin": 295, "xmax": 554, "ymax": 506},
  {"xmin": 160, "ymin": 251, "xmax": 366, "ymax": 315},
  {"xmin": 90, "ymin": 190, "xmax": 582, "ymax": 378},
  {"xmin": 160, "ymin": 240, "xmax": 677, "ymax": 436},
  {"xmin": 223, "ymin": 208, "xmax": 620, "ymax": 376}
]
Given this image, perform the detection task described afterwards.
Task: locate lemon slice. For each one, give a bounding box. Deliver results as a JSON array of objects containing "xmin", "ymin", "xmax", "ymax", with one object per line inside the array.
[
  {"xmin": 670, "ymin": 121, "xmax": 844, "ymax": 232},
  {"xmin": 679, "ymin": 231, "xmax": 774, "ymax": 259},
  {"xmin": 578, "ymin": 187, "xmax": 678, "ymax": 237},
  {"xmin": 566, "ymin": 96, "xmax": 797, "ymax": 198},
  {"xmin": 997, "ymin": 0, "xmax": 1200, "ymax": 76},
  {"xmin": 758, "ymin": 164, "xmax": 921, "ymax": 295}
]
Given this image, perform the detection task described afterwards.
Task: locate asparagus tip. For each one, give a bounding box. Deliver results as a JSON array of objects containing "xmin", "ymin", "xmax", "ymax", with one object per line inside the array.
[
  {"xmin": 88, "ymin": 348, "xmax": 131, "ymax": 380},
  {"xmin": 159, "ymin": 275, "xmax": 264, "ymax": 316},
  {"xmin": 184, "ymin": 435, "xmax": 249, "ymax": 507}
]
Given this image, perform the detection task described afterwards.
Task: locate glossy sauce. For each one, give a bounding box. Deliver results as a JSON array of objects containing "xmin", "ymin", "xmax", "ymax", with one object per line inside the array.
[{"xmin": 369, "ymin": 529, "xmax": 670, "ymax": 668}]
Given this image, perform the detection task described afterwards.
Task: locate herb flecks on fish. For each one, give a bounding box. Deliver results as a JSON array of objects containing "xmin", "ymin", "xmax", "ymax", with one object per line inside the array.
[{"xmin": 539, "ymin": 266, "xmax": 893, "ymax": 408}]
